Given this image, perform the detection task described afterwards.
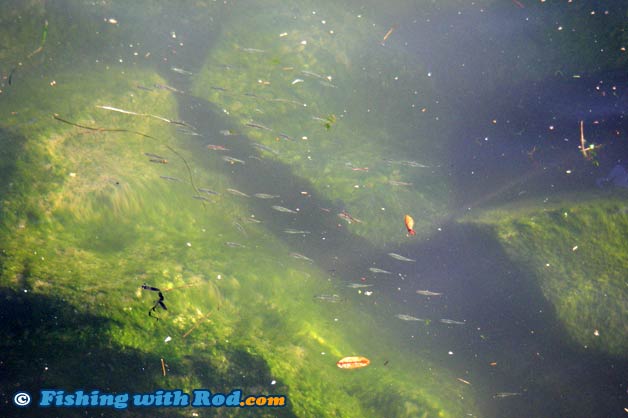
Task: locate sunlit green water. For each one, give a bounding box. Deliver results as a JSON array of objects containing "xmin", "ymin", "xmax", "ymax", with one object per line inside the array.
[{"xmin": 1, "ymin": 1, "xmax": 627, "ymax": 417}]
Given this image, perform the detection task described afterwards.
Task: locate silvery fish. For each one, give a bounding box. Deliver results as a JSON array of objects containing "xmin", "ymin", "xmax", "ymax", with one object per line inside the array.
[
  {"xmin": 222, "ymin": 156, "xmax": 246, "ymax": 165},
  {"xmin": 272, "ymin": 205, "xmax": 297, "ymax": 214},
  {"xmin": 440, "ymin": 319, "xmax": 465, "ymax": 325},
  {"xmin": 395, "ymin": 314, "xmax": 427, "ymax": 322},
  {"xmin": 416, "ymin": 290, "xmax": 442, "ymax": 296},
  {"xmin": 226, "ymin": 188, "xmax": 249, "ymax": 197},
  {"xmin": 225, "ymin": 242, "xmax": 245, "ymax": 248},
  {"xmin": 290, "ymin": 252, "xmax": 313, "ymax": 262},
  {"xmin": 346, "ymin": 283, "xmax": 373, "ymax": 289},
  {"xmin": 369, "ymin": 267, "xmax": 392, "ymax": 274},
  {"xmin": 254, "ymin": 193, "xmax": 279, "ymax": 199},
  {"xmin": 313, "ymin": 294, "xmax": 343, "ymax": 303},
  {"xmin": 284, "ymin": 229, "xmax": 310, "ymax": 234},
  {"xmin": 388, "ymin": 253, "xmax": 416, "ymax": 262}
]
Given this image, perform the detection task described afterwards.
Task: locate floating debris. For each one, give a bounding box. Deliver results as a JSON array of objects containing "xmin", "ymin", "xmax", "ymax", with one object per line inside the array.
[
  {"xmin": 404, "ymin": 215, "xmax": 416, "ymax": 236},
  {"xmin": 336, "ymin": 356, "xmax": 370, "ymax": 369},
  {"xmin": 388, "ymin": 253, "xmax": 416, "ymax": 262}
]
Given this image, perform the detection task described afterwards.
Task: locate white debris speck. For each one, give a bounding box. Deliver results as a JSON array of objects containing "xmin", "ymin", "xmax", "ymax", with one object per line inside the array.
[
  {"xmin": 300, "ymin": 40, "xmax": 308, "ymax": 45},
  {"xmin": 279, "ymin": 32, "xmax": 288, "ymax": 37},
  {"xmin": 448, "ymin": 351, "xmax": 454, "ymax": 355},
  {"xmin": 217, "ymin": 274, "xmax": 222, "ymax": 280},
  {"xmin": 364, "ymin": 291, "xmax": 373, "ymax": 296},
  {"xmin": 69, "ymin": 172, "xmax": 77, "ymax": 177},
  {"xmin": 291, "ymin": 78, "xmax": 304, "ymax": 85},
  {"xmin": 271, "ymin": 380, "xmax": 276, "ymax": 385},
  {"xmin": 593, "ymin": 329, "xmax": 599, "ymax": 336},
  {"xmin": 186, "ymin": 242, "xmax": 192, "ymax": 247},
  {"xmin": 572, "ymin": 245, "xmax": 578, "ymax": 251},
  {"xmin": 170, "ymin": 31, "xmax": 177, "ymax": 39},
  {"xmin": 164, "ymin": 336, "xmax": 172, "ymax": 343}
]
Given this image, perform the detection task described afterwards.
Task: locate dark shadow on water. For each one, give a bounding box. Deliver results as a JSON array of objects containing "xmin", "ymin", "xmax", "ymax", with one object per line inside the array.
[
  {"xmin": 0, "ymin": 287, "xmax": 297, "ymax": 418},
  {"xmin": 372, "ymin": 222, "xmax": 627, "ymax": 418}
]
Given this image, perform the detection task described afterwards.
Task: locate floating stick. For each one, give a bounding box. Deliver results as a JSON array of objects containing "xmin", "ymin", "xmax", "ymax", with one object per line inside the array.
[{"xmin": 160, "ymin": 358, "xmax": 167, "ymax": 376}]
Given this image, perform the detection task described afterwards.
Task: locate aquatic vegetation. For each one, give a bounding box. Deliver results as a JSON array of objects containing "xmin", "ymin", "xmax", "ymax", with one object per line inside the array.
[
  {"xmin": 192, "ymin": 2, "xmax": 451, "ymax": 245},
  {"xmin": 470, "ymin": 196, "xmax": 628, "ymax": 356}
]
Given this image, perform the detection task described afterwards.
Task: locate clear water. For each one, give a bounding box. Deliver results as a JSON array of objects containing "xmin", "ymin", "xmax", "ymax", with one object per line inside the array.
[{"xmin": 1, "ymin": 1, "xmax": 627, "ymax": 417}]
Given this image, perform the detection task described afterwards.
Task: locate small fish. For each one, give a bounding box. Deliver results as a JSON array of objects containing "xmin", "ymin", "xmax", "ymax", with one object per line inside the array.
[
  {"xmin": 440, "ymin": 319, "xmax": 465, "ymax": 325},
  {"xmin": 283, "ymin": 229, "xmax": 310, "ymax": 234},
  {"xmin": 388, "ymin": 253, "xmax": 416, "ymax": 262},
  {"xmin": 313, "ymin": 294, "xmax": 343, "ymax": 303},
  {"xmin": 226, "ymin": 188, "xmax": 249, "ymax": 197},
  {"xmin": 338, "ymin": 210, "xmax": 362, "ymax": 224},
  {"xmin": 456, "ymin": 378, "xmax": 471, "ymax": 385},
  {"xmin": 369, "ymin": 267, "xmax": 392, "ymax": 274},
  {"xmin": 171, "ymin": 67, "xmax": 193, "ymax": 75},
  {"xmin": 388, "ymin": 180, "xmax": 413, "ymax": 186},
  {"xmin": 241, "ymin": 47, "xmax": 265, "ymax": 53},
  {"xmin": 219, "ymin": 129, "xmax": 237, "ymax": 136},
  {"xmin": 277, "ymin": 133, "xmax": 295, "ymax": 141},
  {"xmin": 145, "ymin": 152, "xmax": 166, "ymax": 160},
  {"xmin": 198, "ymin": 188, "xmax": 219, "ymax": 195},
  {"xmin": 254, "ymin": 193, "xmax": 279, "ymax": 199},
  {"xmin": 211, "ymin": 86, "xmax": 228, "ymax": 92},
  {"xmin": 160, "ymin": 175, "xmax": 182, "ymax": 182},
  {"xmin": 222, "ymin": 156, "xmax": 246, "ymax": 165},
  {"xmin": 291, "ymin": 78, "xmax": 304, "ymax": 85},
  {"xmin": 154, "ymin": 83, "xmax": 184, "ymax": 94},
  {"xmin": 225, "ymin": 241, "xmax": 246, "ymax": 248},
  {"xmin": 383, "ymin": 159, "xmax": 430, "ymax": 168},
  {"xmin": 272, "ymin": 205, "xmax": 297, "ymax": 214},
  {"xmin": 301, "ymin": 70, "xmax": 326, "ymax": 79},
  {"xmin": 245, "ymin": 122, "xmax": 272, "ymax": 131},
  {"xmin": 207, "ymin": 144, "xmax": 230, "ymax": 151},
  {"xmin": 416, "ymin": 290, "xmax": 442, "ymax": 296},
  {"xmin": 346, "ymin": 283, "xmax": 373, "ymax": 289},
  {"xmin": 493, "ymin": 392, "xmax": 522, "ymax": 399},
  {"xmin": 149, "ymin": 158, "xmax": 168, "ymax": 164},
  {"xmin": 251, "ymin": 142, "xmax": 279, "ymax": 155},
  {"xmin": 404, "ymin": 214, "xmax": 416, "ymax": 236},
  {"xmin": 192, "ymin": 195, "xmax": 211, "ymax": 202},
  {"xmin": 290, "ymin": 252, "xmax": 313, "ymax": 262},
  {"xmin": 395, "ymin": 314, "xmax": 427, "ymax": 322}
]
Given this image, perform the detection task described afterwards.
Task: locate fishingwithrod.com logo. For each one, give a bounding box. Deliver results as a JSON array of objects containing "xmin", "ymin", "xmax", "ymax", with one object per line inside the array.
[{"xmin": 12, "ymin": 389, "xmax": 286, "ymax": 409}]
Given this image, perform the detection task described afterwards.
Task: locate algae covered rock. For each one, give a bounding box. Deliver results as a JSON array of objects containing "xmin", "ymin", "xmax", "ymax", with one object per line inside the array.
[
  {"xmin": 474, "ymin": 197, "xmax": 628, "ymax": 357},
  {"xmin": 192, "ymin": 1, "xmax": 451, "ymax": 246}
]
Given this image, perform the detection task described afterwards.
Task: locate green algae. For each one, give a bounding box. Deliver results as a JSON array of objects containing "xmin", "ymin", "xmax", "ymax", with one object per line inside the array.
[
  {"xmin": 1, "ymin": 43, "xmax": 475, "ymax": 418},
  {"xmin": 191, "ymin": 2, "xmax": 451, "ymax": 246},
  {"xmin": 469, "ymin": 195, "xmax": 628, "ymax": 357}
]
